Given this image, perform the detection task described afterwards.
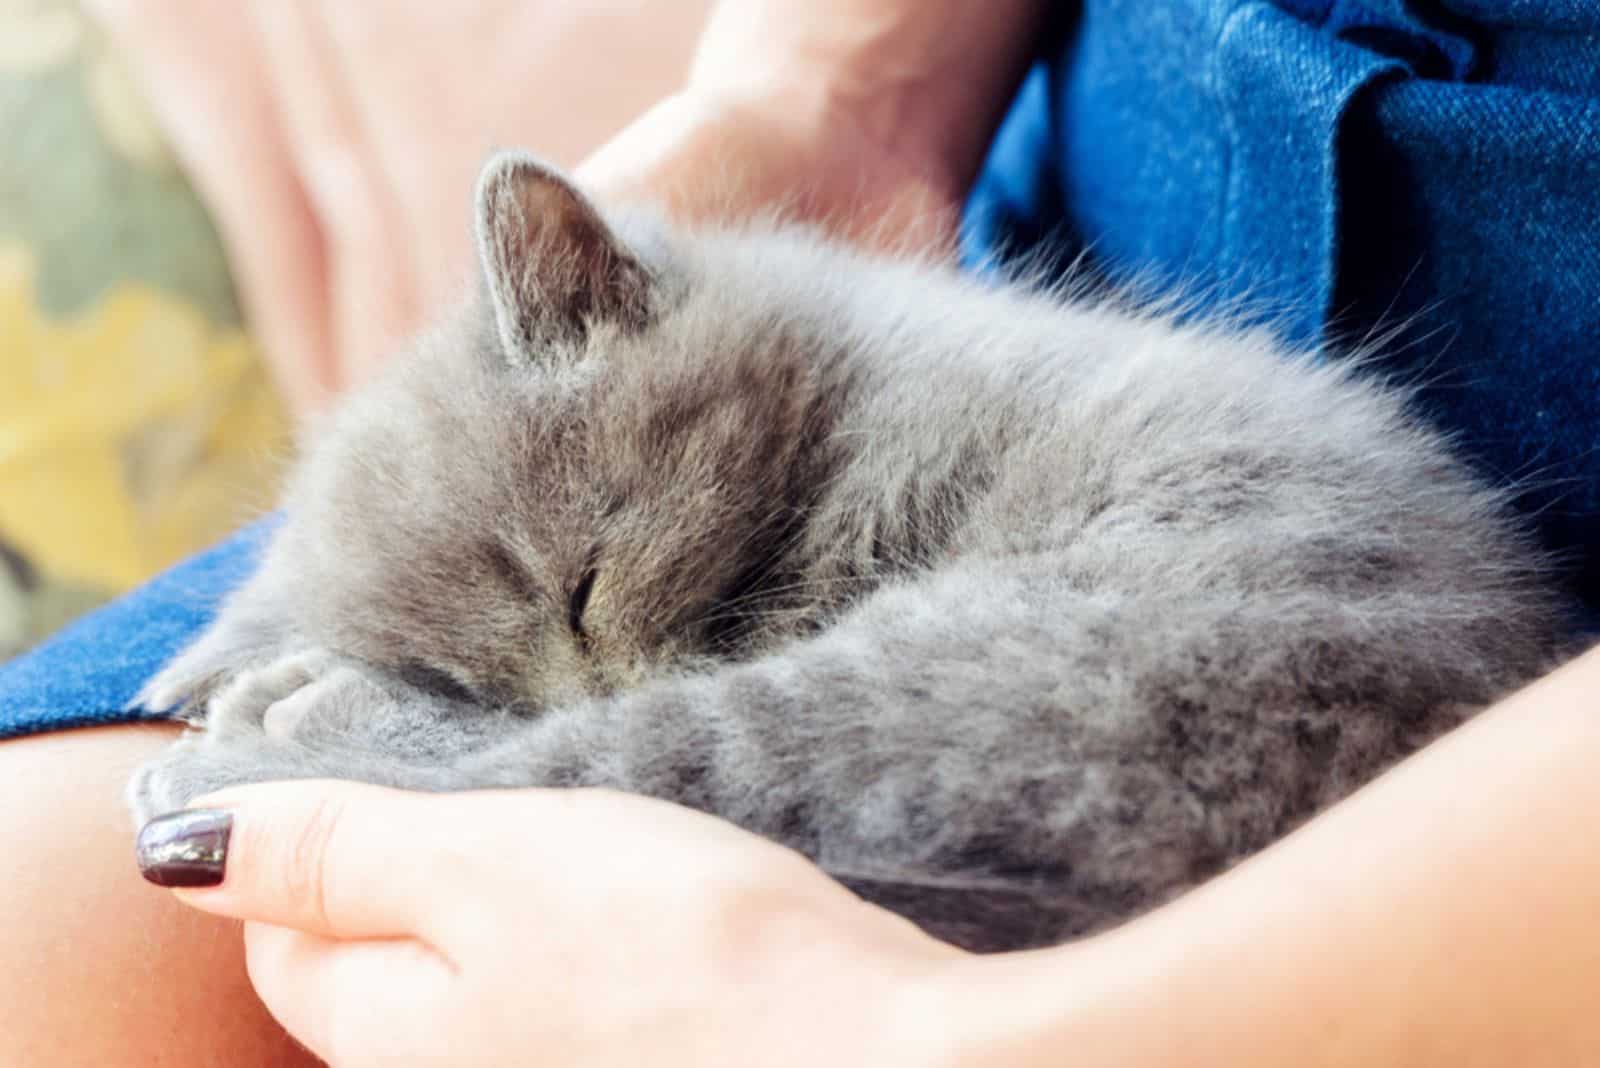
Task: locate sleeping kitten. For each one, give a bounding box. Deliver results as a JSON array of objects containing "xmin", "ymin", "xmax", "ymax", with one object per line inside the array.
[{"xmin": 129, "ymin": 152, "xmax": 1571, "ymax": 952}]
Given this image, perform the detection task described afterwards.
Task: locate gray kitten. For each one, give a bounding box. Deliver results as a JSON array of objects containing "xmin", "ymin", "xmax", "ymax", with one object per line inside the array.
[{"xmin": 129, "ymin": 152, "xmax": 1571, "ymax": 952}]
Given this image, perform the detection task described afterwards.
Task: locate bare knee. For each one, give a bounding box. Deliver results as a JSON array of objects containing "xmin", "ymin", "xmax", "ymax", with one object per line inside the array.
[{"xmin": 0, "ymin": 725, "xmax": 318, "ymax": 1067}]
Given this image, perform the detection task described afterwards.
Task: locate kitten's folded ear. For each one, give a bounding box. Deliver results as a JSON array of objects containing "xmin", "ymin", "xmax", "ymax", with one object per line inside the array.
[{"xmin": 474, "ymin": 151, "xmax": 654, "ymax": 358}]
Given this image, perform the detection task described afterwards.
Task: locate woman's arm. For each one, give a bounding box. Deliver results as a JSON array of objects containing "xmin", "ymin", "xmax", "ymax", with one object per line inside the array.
[
  {"xmin": 942, "ymin": 642, "xmax": 1600, "ymax": 1066},
  {"xmin": 693, "ymin": 0, "xmax": 1047, "ymax": 165},
  {"xmin": 581, "ymin": 0, "xmax": 1052, "ymax": 250}
]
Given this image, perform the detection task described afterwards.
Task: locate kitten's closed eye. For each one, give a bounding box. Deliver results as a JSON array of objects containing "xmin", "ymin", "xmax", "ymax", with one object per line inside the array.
[
  {"xmin": 397, "ymin": 660, "xmax": 476, "ymax": 703},
  {"xmin": 569, "ymin": 568, "xmax": 598, "ymax": 650}
]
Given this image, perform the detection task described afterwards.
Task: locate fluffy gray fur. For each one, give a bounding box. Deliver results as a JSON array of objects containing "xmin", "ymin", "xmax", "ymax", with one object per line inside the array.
[{"xmin": 129, "ymin": 152, "xmax": 1572, "ymax": 952}]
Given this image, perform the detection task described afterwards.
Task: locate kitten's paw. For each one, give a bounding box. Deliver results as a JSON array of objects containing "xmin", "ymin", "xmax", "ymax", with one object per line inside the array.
[
  {"xmin": 246, "ymin": 659, "xmax": 511, "ymax": 761},
  {"xmin": 205, "ymin": 649, "xmax": 347, "ymax": 738},
  {"xmin": 132, "ymin": 638, "xmax": 309, "ymax": 725},
  {"xmin": 126, "ymin": 653, "xmax": 396, "ymax": 824},
  {"xmin": 132, "ymin": 659, "xmax": 230, "ymax": 725},
  {"xmin": 127, "ymin": 658, "xmax": 506, "ymax": 824},
  {"xmin": 126, "ymin": 730, "xmax": 347, "ymax": 825}
]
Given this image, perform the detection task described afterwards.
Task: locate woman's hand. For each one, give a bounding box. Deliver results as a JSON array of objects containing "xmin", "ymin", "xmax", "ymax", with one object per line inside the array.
[{"xmin": 137, "ymin": 781, "xmax": 969, "ymax": 1067}]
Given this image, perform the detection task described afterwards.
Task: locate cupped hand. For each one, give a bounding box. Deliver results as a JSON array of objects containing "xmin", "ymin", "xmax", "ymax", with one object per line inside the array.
[{"xmin": 137, "ymin": 781, "xmax": 968, "ymax": 1067}]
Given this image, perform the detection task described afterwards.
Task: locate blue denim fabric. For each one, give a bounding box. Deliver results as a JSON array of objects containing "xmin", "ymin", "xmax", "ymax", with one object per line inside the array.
[
  {"xmin": 0, "ymin": 519, "xmax": 275, "ymax": 739},
  {"xmin": 4, "ymin": 0, "xmax": 1596, "ymax": 740}
]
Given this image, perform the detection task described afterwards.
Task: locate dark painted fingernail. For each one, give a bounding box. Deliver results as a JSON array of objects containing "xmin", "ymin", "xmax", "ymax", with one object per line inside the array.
[{"xmin": 136, "ymin": 809, "xmax": 233, "ymax": 888}]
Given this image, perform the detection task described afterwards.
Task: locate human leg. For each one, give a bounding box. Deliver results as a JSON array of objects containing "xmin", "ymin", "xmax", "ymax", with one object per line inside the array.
[{"xmin": 0, "ymin": 724, "xmax": 318, "ymax": 1067}]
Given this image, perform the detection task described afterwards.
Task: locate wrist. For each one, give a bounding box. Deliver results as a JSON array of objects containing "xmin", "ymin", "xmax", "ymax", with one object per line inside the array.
[
  {"xmin": 674, "ymin": 75, "xmax": 966, "ymax": 222},
  {"xmin": 901, "ymin": 926, "xmax": 1216, "ymax": 1068},
  {"xmin": 577, "ymin": 82, "xmax": 965, "ymax": 254},
  {"xmin": 891, "ymin": 941, "xmax": 1097, "ymax": 1068},
  {"xmin": 685, "ymin": 58, "xmax": 950, "ymax": 191},
  {"xmin": 686, "ymin": 1, "xmax": 1048, "ymax": 196}
]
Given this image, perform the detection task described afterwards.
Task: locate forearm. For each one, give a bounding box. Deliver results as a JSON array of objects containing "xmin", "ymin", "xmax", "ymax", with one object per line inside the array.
[
  {"xmin": 690, "ymin": 0, "xmax": 1051, "ymax": 188},
  {"xmin": 933, "ymin": 643, "xmax": 1600, "ymax": 1066}
]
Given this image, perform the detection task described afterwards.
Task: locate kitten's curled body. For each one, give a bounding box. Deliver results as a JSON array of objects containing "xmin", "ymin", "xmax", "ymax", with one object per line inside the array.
[{"xmin": 131, "ymin": 155, "xmax": 1571, "ymax": 952}]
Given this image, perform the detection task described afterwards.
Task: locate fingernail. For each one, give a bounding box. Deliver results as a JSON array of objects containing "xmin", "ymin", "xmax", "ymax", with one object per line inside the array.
[{"xmin": 136, "ymin": 809, "xmax": 233, "ymax": 888}]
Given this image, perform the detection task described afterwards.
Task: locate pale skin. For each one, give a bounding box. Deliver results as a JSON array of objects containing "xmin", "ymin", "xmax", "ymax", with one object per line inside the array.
[{"xmin": 6, "ymin": 0, "xmax": 1598, "ymax": 1063}]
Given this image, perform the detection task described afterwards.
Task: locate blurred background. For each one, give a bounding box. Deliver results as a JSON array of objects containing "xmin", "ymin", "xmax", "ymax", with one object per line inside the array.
[{"xmin": 0, "ymin": 0, "xmax": 712, "ymax": 659}]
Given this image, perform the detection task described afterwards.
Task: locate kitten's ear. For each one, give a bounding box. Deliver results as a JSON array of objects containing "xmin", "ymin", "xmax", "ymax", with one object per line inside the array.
[{"xmin": 474, "ymin": 152, "xmax": 653, "ymax": 357}]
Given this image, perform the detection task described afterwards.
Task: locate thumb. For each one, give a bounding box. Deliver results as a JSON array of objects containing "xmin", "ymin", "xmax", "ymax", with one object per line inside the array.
[{"xmin": 135, "ymin": 779, "xmax": 450, "ymax": 941}]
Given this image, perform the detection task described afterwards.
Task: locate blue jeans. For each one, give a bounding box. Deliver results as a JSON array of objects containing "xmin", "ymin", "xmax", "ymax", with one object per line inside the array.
[{"xmin": 5, "ymin": 0, "xmax": 1597, "ymax": 738}]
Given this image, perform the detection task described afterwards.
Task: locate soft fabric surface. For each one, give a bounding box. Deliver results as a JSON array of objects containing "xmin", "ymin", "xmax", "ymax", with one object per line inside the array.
[{"xmin": 0, "ymin": 519, "xmax": 274, "ymax": 740}]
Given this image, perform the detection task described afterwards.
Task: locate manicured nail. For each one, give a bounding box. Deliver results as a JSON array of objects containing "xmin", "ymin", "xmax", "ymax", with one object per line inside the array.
[{"xmin": 136, "ymin": 809, "xmax": 233, "ymax": 888}]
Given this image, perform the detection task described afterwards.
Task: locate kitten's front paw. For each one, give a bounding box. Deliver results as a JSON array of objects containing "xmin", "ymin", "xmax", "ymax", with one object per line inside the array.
[
  {"xmin": 133, "ymin": 640, "xmax": 315, "ymax": 725},
  {"xmin": 126, "ymin": 729, "xmax": 341, "ymax": 825},
  {"xmin": 127, "ymin": 656, "xmax": 498, "ymax": 825},
  {"xmin": 133, "ymin": 660, "xmax": 230, "ymax": 726},
  {"xmin": 206, "ymin": 649, "xmax": 350, "ymax": 737},
  {"xmin": 127, "ymin": 652, "xmax": 392, "ymax": 824}
]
